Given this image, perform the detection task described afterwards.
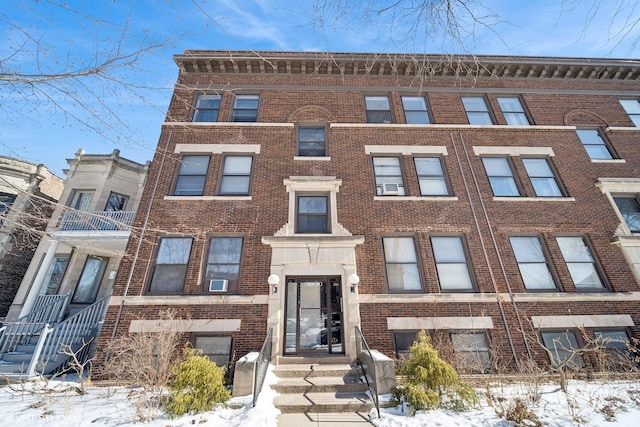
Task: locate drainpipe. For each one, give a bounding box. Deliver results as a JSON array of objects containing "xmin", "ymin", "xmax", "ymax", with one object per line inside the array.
[
  {"xmin": 449, "ymin": 133, "xmax": 523, "ymax": 370},
  {"xmin": 108, "ymin": 130, "xmax": 173, "ymax": 354},
  {"xmin": 456, "ymin": 133, "xmax": 533, "ymax": 363}
]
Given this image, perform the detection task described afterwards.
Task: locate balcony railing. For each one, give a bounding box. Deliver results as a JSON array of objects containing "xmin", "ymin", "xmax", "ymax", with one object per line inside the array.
[{"xmin": 59, "ymin": 210, "xmax": 135, "ymax": 231}]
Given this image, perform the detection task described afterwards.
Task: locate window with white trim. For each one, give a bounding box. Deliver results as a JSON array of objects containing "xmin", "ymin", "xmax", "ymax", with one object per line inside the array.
[
  {"xmin": 402, "ymin": 96, "xmax": 430, "ymax": 124},
  {"xmin": 497, "ymin": 97, "xmax": 530, "ymax": 125},
  {"xmin": 613, "ymin": 196, "xmax": 640, "ymax": 232},
  {"xmin": 296, "ymin": 195, "xmax": 329, "ymax": 233},
  {"xmin": 482, "ymin": 157, "xmax": 520, "ymax": 196},
  {"xmin": 365, "ymin": 95, "xmax": 392, "ymax": 123},
  {"xmin": 461, "ymin": 96, "xmax": 493, "ymax": 125},
  {"xmin": 431, "ymin": 236, "xmax": 474, "ymax": 291},
  {"xmin": 373, "ymin": 157, "xmax": 406, "ymax": 196},
  {"xmin": 232, "ymin": 94, "xmax": 259, "ymax": 122},
  {"xmin": 556, "ymin": 236, "xmax": 605, "ymax": 290},
  {"xmin": 298, "ymin": 126, "xmax": 326, "ymax": 156},
  {"xmin": 173, "ymin": 155, "xmax": 210, "ymax": 196},
  {"xmin": 193, "ymin": 94, "xmax": 221, "ymax": 122},
  {"xmin": 148, "ymin": 237, "xmax": 192, "ymax": 294},
  {"xmin": 383, "ymin": 237, "xmax": 422, "ymax": 291},
  {"xmin": 576, "ymin": 129, "xmax": 614, "ymax": 160},
  {"xmin": 219, "ymin": 155, "xmax": 252, "ymax": 195},
  {"xmin": 522, "ymin": 158, "xmax": 563, "ymax": 197},
  {"xmin": 414, "ymin": 157, "xmax": 450, "ymax": 196},
  {"xmin": 510, "ymin": 236, "xmax": 557, "ymax": 290},
  {"xmin": 619, "ymin": 99, "xmax": 640, "ymax": 126}
]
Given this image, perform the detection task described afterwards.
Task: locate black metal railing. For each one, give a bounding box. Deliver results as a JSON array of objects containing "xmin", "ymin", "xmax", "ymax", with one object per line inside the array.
[
  {"xmin": 355, "ymin": 326, "xmax": 380, "ymax": 418},
  {"xmin": 252, "ymin": 327, "xmax": 273, "ymax": 407}
]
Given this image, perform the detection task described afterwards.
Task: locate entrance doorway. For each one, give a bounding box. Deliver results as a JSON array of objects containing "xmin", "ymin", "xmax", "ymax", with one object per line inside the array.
[{"xmin": 284, "ymin": 277, "xmax": 343, "ymax": 355}]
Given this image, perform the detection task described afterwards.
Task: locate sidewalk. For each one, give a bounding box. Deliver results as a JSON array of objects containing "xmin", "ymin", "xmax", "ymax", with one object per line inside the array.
[{"xmin": 277, "ymin": 411, "xmax": 373, "ymax": 426}]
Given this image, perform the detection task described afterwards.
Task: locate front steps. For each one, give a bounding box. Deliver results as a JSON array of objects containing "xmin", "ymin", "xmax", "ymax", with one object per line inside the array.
[{"xmin": 272, "ymin": 356, "xmax": 374, "ymax": 417}]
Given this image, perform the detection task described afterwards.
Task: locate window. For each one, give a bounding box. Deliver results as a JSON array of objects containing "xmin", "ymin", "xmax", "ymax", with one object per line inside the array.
[
  {"xmin": 104, "ymin": 192, "xmax": 129, "ymax": 211},
  {"xmin": 619, "ymin": 99, "xmax": 640, "ymax": 126},
  {"xmin": 594, "ymin": 329, "xmax": 633, "ymax": 370},
  {"xmin": 497, "ymin": 97, "xmax": 530, "ymax": 125},
  {"xmin": 402, "ymin": 96, "xmax": 430, "ymax": 124},
  {"xmin": 451, "ymin": 332, "xmax": 491, "ymax": 372},
  {"xmin": 365, "ymin": 95, "xmax": 392, "ymax": 123},
  {"xmin": 173, "ymin": 155, "xmax": 209, "ymax": 196},
  {"xmin": 148, "ymin": 237, "xmax": 192, "ymax": 294},
  {"xmin": 414, "ymin": 157, "xmax": 449, "ymax": 196},
  {"xmin": 556, "ymin": 236, "xmax": 605, "ymax": 290},
  {"xmin": 613, "ymin": 196, "xmax": 640, "ymax": 232},
  {"xmin": 522, "ymin": 158, "xmax": 563, "ymax": 197},
  {"xmin": 482, "ymin": 157, "xmax": 520, "ymax": 196},
  {"xmin": 383, "ymin": 237, "xmax": 421, "ymax": 291},
  {"xmin": 296, "ymin": 195, "xmax": 328, "ymax": 233},
  {"xmin": 193, "ymin": 335, "xmax": 233, "ymax": 367},
  {"xmin": 576, "ymin": 129, "xmax": 613, "ymax": 160},
  {"xmin": 70, "ymin": 191, "xmax": 94, "ymax": 210},
  {"xmin": 0, "ymin": 192, "xmax": 16, "ymax": 214},
  {"xmin": 232, "ymin": 94, "xmax": 259, "ymax": 122},
  {"xmin": 205, "ymin": 237, "xmax": 243, "ymax": 292},
  {"xmin": 298, "ymin": 126, "xmax": 326, "ymax": 156},
  {"xmin": 41, "ymin": 256, "xmax": 70, "ymax": 295},
  {"xmin": 541, "ymin": 330, "xmax": 584, "ymax": 368},
  {"xmin": 219, "ymin": 156, "xmax": 252, "ymax": 195},
  {"xmin": 510, "ymin": 236, "xmax": 556, "ymax": 290},
  {"xmin": 193, "ymin": 94, "xmax": 221, "ymax": 122},
  {"xmin": 72, "ymin": 256, "xmax": 108, "ymax": 304},
  {"xmin": 461, "ymin": 96, "xmax": 493, "ymax": 125},
  {"xmin": 431, "ymin": 236, "xmax": 474, "ymax": 291},
  {"xmin": 373, "ymin": 157, "xmax": 406, "ymax": 196},
  {"xmin": 394, "ymin": 331, "xmax": 419, "ymax": 358}
]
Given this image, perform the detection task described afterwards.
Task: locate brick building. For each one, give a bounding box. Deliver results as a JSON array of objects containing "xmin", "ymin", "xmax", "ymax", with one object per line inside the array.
[{"xmin": 97, "ymin": 51, "xmax": 640, "ymax": 375}]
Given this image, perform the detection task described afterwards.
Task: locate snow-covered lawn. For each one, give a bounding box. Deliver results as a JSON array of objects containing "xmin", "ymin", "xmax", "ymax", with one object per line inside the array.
[{"xmin": 2, "ymin": 369, "xmax": 639, "ymax": 426}]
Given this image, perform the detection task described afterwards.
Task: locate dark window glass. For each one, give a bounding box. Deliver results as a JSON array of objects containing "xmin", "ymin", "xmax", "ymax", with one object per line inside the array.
[
  {"xmin": 613, "ymin": 196, "xmax": 640, "ymax": 232},
  {"xmin": 104, "ymin": 192, "xmax": 129, "ymax": 211},
  {"xmin": 72, "ymin": 256, "xmax": 108, "ymax": 304},
  {"xmin": 620, "ymin": 99, "xmax": 640, "ymax": 126},
  {"xmin": 174, "ymin": 155, "xmax": 209, "ymax": 196},
  {"xmin": 205, "ymin": 237, "xmax": 243, "ymax": 291},
  {"xmin": 365, "ymin": 95, "xmax": 392, "ymax": 123},
  {"xmin": 297, "ymin": 196, "xmax": 328, "ymax": 233},
  {"xmin": 193, "ymin": 336, "xmax": 233, "ymax": 367},
  {"xmin": 193, "ymin": 94, "xmax": 221, "ymax": 122},
  {"xmin": 298, "ymin": 127, "xmax": 326, "ymax": 156},
  {"xmin": 232, "ymin": 94, "xmax": 259, "ymax": 122},
  {"xmin": 149, "ymin": 237, "xmax": 192, "ymax": 294},
  {"xmin": 451, "ymin": 332, "xmax": 491, "ymax": 372},
  {"xmin": 541, "ymin": 330, "xmax": 584, "ymax": 368}
]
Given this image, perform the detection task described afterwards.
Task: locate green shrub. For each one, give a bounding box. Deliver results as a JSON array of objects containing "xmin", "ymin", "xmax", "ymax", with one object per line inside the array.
[
  {"xmin": 163, "ymin": 347, "xmax": 231, "ymax": 417},
  {"xmin": 392, "ymin": 330, "xmax": 477, "ymax": 414}
]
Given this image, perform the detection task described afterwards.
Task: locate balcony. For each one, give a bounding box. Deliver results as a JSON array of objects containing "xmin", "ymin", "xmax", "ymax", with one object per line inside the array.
[{"xmin": 59, "ymin": 210, "xmax": 135, "ymax": 231}]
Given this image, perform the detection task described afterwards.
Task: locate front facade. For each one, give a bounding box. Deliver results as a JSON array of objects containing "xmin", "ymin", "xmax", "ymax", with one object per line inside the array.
[{"xmin": 97, "ymin": 51, "xmax": 640, "ymax": 375}]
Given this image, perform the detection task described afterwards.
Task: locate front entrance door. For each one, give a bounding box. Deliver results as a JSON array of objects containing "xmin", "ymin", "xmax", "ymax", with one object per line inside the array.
[{"xmin": 284, "ymin": 277, "xmax": 343, "ymax": 355}]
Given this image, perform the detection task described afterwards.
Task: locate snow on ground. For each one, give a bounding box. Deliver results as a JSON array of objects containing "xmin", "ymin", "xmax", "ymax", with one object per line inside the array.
[{"xmin": 1, "ymin": 371, "xmax": 639, "ymax": 426}]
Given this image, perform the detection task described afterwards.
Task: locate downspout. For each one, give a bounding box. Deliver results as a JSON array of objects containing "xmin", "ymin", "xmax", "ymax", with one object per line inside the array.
[
  {"xmin": 107, "ymin": 129, "xmax": 173, "ymax": 355},
  {"xmin": 449, "ymin": 133, "xmax": 522, "ymax": 370},
  {"xmin": 457, "ymin": 133, "xmax": 533, "ymax": 363}
]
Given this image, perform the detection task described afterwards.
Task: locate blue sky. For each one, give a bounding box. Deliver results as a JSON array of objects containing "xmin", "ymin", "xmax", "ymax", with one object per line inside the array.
[{"xmin": 1, "ymin": 0, "xmax": 639, "ymax": 176}]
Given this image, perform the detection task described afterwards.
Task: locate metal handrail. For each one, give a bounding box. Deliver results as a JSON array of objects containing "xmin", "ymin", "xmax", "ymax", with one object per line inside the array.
[
  {"xmin": 252, "ymin": 327, "xmax": 273, "ymax": 407},
  {"xmin": 0, "ymin": 294, "xmax": 70, "ymax": 353},
  {"xmin": 355, "ymin": 326, "xmax": 380, "ymax": 418},
  {"xmin": 59, "ymin": 210, "xmax": 135, "ymax": 231}
]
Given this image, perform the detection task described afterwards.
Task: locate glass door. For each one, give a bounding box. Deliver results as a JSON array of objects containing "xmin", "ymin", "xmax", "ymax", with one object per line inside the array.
[{"xmin": 284, "ymin": 277, "xmax": 343, "ymax": 355}]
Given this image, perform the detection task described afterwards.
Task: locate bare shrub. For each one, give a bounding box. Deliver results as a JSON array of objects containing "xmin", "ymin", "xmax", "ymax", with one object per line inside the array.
[{"xmin": 104, "ymin": 309, "xmax": 185, "ymax": 421}]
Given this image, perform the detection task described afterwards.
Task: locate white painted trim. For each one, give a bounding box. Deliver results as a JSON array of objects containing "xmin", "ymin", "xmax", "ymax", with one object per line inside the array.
[
  {"xmin": 365, "ymin": 145, "xmax": 448, "ymax": 155},
  {"xmin": 387, "ymin": 316, "xmax": 494, "ymax": 330},
  {"xmin": 164, "ymin": 195, "xmax": 252, "ymax": 201},
  {"xmin": 511, "ymin": 292, "xmax": 640, "ymax": 302},
  {"xmin": 359, "ymin": 293, "xmax": 499, "ymax": 304},
  {"xmin": 531, "ymin": 314, "xmax": 634, "ymax": 329},
  {"xmin": 174, "ymin": 143, "xmax": 261, "ymax": 154},
  {"xmin": 333, "ymin": 123, "xmax": 575, "ymax": 130},
  {"xmin": 606, "ymin": 126, "xmax": 639, "ymax": 132},
  {"xmin": 164, "ymin": 122, "xmax": 294, "ymax": 128},
  {"xmin": 591, "ymin": 159, "xmax": 626, "ymax": 164},
  {"xmin": 109, "ymin": 295, "xmax": 268, "ymax": 306},
  {"xmin": 373, "ymin": 196, "xmax": 458, "ymax": 201},
  {"xmin": 473, "ymin": 146, "xmax": 555, "ymax": 156},
  {"xmin": 129, "ymin": 318, "xmax": 242, "ymax": 333}
]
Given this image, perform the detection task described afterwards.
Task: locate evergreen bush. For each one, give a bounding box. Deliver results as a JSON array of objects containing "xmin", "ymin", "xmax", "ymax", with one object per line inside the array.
[
  {"xmin": 164, "ymin": 347, "xmax": 231, "ymax": 417},
  {"xmin": 392, "ymin": 330, "xmax": 477, "ymax": 414}
]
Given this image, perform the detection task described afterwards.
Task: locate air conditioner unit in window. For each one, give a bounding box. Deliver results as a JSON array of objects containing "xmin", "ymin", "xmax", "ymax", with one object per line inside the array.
[
  {"xmin": 381, "ymin": 183, "xmax": 400, "ymax": 195},
  {"xmin": 208, "ymin": 279, "xmax": 228, "ymax": 292}
]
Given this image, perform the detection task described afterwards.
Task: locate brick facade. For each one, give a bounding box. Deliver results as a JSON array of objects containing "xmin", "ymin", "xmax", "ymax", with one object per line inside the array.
[{"xmin": 95, "ymin": 52, "xmax": 640, "ymax": 375}]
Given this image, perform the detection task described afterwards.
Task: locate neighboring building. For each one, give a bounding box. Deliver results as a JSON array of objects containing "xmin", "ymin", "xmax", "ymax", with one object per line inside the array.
[
  {"xmin": 0, "ymin": 149, "xmax": 149, "ymax": 378},
  {"xmin": 0, "ymin": 155, "xmax": 63, "ymax": 319},
  {"xmin": 97, "ymin": 51, "xmax": 640, "ymax": 376}
]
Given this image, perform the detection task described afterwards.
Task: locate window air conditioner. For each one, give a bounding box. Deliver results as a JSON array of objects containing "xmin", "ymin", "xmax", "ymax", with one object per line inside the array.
[
  {"xmin": 381, "ymin": 183, "xmax": 400, "ymax": 195},
  {"xmin": 208, "ymin": 279, "xmax": 228, "ymax": 292}
]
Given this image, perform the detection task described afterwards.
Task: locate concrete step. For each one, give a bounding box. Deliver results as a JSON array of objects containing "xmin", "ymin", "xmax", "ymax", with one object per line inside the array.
[
  {"xmin": 277, "ymin": 355, "xmax": 350, "ymax": 365},
  {"xmin": 274, "ymin": 391, "xmax": 373, "ymax": 414},
  {"xmin": 272, "ymin": 375, "xmax": 369, "ymax": 394},
  {"xmin": 277, "ymin": 411, "xmax": 373, "ymax": 426},
  {"xmin": 274, "ymin": 363, "xmax": 361, "ymax": 378},
  {"xmin": 0, "ymin": 352, "xmax": 32, "ymax": 363}
]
